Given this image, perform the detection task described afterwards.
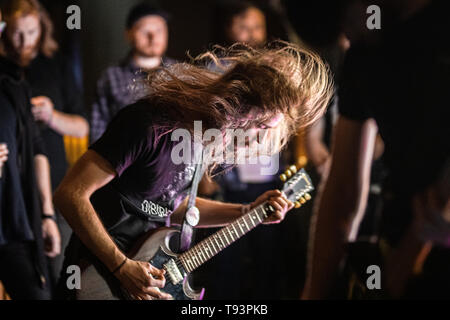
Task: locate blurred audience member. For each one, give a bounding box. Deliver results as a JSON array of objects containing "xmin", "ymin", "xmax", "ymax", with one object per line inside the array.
[
  {"xmin": 301, "ymin": 0, "xmax": 450, "ymax": 299},
  {"xmin": 0, "ymin": 0, "xmax": 88, "ymax": 294},
  {"xmin": 90, "ymin": 2, "xmax": 175, "ymax": 142},
  {"xmin": 221, "ymin": 1, "xmax": 266, "ymax": 48},
  {"xmin": 0, "ymin": 7, "xmax": 60, "ymax": 300}
]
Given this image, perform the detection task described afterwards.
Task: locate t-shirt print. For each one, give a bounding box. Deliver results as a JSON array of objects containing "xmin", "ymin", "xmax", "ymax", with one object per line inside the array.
[{"xmin": 88, "ymin": 101, "xmax": 196, "ymax": 232}]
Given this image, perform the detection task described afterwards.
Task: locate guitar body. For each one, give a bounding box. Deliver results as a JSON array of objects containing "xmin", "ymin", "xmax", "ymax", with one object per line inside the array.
[{"xmin": 76, "ymin": 228, "xmax": 204, "ymax": 300}]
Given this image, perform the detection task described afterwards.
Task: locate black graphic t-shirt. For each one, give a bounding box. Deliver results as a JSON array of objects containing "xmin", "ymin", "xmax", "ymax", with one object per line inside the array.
[{"xmin": 88, "ymin": 101, "xmax": 196, "ymax": 251}]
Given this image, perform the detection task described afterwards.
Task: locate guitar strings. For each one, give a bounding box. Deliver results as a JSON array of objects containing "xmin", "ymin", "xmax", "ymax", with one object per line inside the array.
[{"xmin": 174, "ymin": 204, "xmax": 269, "ymax": 273}]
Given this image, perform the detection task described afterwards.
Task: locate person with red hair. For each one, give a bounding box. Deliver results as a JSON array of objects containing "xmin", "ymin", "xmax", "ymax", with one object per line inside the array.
[
  {"xmin": 0, "ymin": 0, "xmax": 88, "ymax": 294},
  {"xmin": 0, "ymin": 6, "xmax": 59, "ymax": 300}
]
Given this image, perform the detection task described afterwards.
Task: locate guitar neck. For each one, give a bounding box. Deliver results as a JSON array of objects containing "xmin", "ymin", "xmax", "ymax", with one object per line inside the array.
[{"xmin": 178, "ymin": 203, "xmax": 271, "ymax": 273}]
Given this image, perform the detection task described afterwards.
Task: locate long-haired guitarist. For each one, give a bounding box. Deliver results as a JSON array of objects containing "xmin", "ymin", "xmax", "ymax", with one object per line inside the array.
[{"xmin": 54, "ymin": 42, "xmax": 333, "ymax": 300}]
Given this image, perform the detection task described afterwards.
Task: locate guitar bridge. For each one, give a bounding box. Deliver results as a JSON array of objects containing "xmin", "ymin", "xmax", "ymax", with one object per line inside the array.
[{"xmin": 163, "ymin": 258, "xmax": 184, "ymax": 285}]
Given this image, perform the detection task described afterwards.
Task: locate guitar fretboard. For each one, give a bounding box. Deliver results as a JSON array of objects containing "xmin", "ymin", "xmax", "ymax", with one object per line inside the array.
[{"xmin": 178, "ymin": 204, "xmax": 271, "ymax": 273}]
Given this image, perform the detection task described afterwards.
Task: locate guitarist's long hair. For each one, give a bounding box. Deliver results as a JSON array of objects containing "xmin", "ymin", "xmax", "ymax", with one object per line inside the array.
[{"xmin": 137, "ymin": 41, "xmax": 333, "ymax": 174}]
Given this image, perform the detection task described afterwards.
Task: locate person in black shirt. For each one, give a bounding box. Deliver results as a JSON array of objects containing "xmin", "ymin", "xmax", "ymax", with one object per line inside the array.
[
  {"xmin": 0, "ymin": 7, "xmax": 60, "ymax": 299},
  {"xmin": 0, "ymin": 0, "xmax": 88, "ymax": 292},
  {"xmin": 303, "ymin": 0, "xmax": 450, "ymax": 299},
  {"xmin": 54, "ymin": 43, "xmax": 333, "ymax": 300}
]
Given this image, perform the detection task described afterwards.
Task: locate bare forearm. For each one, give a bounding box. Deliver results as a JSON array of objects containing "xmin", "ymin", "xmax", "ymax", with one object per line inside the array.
[
  {"xmin": 197, "ymin": 198, "xmax": 244, "ymax": 227},
  {"xmin": 54, "ymin": 189, "xmax": 126, "ymax": 271},
  {"xmin": 305, "ymin": 120, "xmax": 330, "ymax": 172},
  {"xmin": 171, "ymin": 197, "xmax": 243, "ymax": 228},
  {"xmin": 303, "ymin": 118, "xmax": 377, "ymax": 299},
  {"xmin": 303, "ymin": 181, "xmax": 355, "ymax": 299},
  {"xmin": 307, "ymin": 141, "xmax": 330, "ymax": 168},
  {"xmin": 34, "ymin": 154, "xmax": 54, "ymax": 214},
  {"xmin": 50, "ymin": 110, "xmax": 89, "ymax": 137}
]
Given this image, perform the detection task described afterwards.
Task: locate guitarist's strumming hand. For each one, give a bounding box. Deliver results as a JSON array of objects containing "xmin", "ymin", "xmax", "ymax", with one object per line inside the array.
[
  {"xmin": 115, "ymin": 258, "xmax": 173, "ymax": 300},
  {"xmin": 249, "ymin": 190, "xmax": 295, "ymax": 225}
]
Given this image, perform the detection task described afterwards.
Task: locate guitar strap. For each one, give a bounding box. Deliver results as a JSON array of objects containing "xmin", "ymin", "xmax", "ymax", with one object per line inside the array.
[{"xmin": 179, "ymin": 151, "xmax": 204, "ymax": 252}]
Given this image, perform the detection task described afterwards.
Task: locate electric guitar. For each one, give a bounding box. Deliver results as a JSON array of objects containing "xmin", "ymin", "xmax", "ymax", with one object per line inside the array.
[{"xmin": 76, "ymin": 166, "xmax": 314, "ymax": 300}]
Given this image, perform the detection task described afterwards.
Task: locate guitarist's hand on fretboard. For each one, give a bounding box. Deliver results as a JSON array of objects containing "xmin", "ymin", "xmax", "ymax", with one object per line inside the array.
[
  {"xmin": 249, "ymin": 190, "xmax": 295, "ymax": 225},
  {"xmin": 115, "ymin": 259, "xmax": 173, "ymax": 300}
]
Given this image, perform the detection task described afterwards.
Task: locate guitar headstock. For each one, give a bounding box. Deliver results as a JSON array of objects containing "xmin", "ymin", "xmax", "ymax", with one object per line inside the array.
[{"xmin": 280, "ymin": 165, "xmax": 314, "ymax": 208}]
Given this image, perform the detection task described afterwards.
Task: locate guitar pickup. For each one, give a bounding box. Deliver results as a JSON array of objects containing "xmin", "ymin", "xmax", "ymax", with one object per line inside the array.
[{"xmin": 163, "ymin": 259, "xmax": 184, "ymax": 285}]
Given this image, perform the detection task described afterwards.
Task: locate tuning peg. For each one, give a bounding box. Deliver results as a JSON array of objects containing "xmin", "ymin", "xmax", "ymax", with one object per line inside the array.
[
  {"xmin": 299, "ymin": 197, "xmax": 306, "ymax": 204},
  {"xmin": 294, "ymin": 201, "xmax": 302, "ymax": 208},
  {"xmin": 280, "ymin": 173, "xmax": 287, "ymax": 182},
  {"xmin": 289, "ymin": 165, "xmax": 297, "ymax": 174},
  {"xmin": 304, "ymin": 193, "xmax": 311, "ymax": 201},
  {"xmin": 285, "ymin": 169, "xmax": 292, "ymax": 178}
]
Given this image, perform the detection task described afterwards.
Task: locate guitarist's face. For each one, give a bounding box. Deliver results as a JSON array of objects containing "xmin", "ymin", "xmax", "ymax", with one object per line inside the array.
[
  {"xmin": 237, "ymin": 110, "xmax": 284, "ymax": 130},
  {"xmin": 258, "ymin": 113, "xmax": 284, "ymax": 129},
  {"xmin": 234, "ymin": 111, "xmax": 285, "ymax": 153}
]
